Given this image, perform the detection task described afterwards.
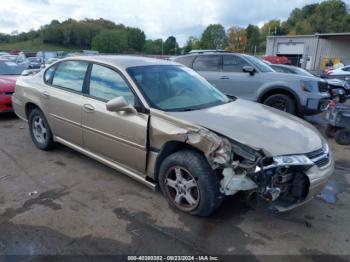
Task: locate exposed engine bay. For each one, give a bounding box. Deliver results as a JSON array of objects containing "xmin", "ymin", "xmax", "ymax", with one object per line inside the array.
[{"xmin": 204, "ymin": 132, "xmax": 316, "ymax": 212}]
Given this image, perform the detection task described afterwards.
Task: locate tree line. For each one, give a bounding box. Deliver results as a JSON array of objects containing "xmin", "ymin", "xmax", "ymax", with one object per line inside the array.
[
  {"xmin": 0, "ymin": 0, "xmax": 349, "ymax": 55},
  {"xmin": 184, "ymin": 0, "xmax": 350, "ymax": 54}
]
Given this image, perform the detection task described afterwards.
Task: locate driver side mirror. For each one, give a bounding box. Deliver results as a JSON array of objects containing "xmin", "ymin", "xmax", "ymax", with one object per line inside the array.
[
  {"xmin": 106, "ymin": 96, "xmax": 137, "ymax": 114},
  {"xmin": 243, "ymin": 66, "xmax": 256, "ymax": 76}
]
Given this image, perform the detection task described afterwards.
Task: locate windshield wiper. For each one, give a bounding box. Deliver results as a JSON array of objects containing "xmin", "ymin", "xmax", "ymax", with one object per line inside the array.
[{"xmin": 183, "ymin": 108, "xmax": 198, "ymax": 112}]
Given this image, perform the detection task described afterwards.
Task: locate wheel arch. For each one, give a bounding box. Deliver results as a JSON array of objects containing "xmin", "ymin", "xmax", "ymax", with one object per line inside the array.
[
  {"xmin": 257, "ymin": 86, "xmax": 301, "ymax": 108},
  {"xmin": 25, "ymin": 102, "xmax": 42, "ymax": 119},
  {"xmin": 153, "ymin": 141, "xmax": 205, "ymax": 182}
]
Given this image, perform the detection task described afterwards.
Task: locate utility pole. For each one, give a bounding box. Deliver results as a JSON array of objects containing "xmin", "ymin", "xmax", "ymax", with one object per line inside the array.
[{"xmin": 161, "ymin": 39, "xmax": 164, "ymax": 56}]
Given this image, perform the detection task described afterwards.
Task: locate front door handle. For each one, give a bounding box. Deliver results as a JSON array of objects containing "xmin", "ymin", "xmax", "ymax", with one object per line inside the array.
[
  {"xmin": 41, "ymin": 91, "xmax": 50, "ymax": 99},
  {"xmin": 83, "ymin": 104, "xmax": 95, "ymax": 112},
  {"xmin": 220, "ymin": 76, "xmax": 230, "ymax": 80}
]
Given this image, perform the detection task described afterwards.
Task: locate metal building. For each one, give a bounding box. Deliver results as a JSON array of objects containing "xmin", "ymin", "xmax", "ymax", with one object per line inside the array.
[{"xmin": 266, "ymin": 33, "xmax": 350, "ymax": 73}]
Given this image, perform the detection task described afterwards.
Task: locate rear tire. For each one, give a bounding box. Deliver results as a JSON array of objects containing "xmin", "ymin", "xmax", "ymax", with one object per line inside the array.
[
  {"xmin": 335, "ymin": 129, "xmax": 350, "ymax": 145},
  {"xmin": 28, "ymin": 108, "xmax": 56, "ymax": 151},
  {"xmin": 159, "ymin": 150, "xmax": 223, "ymax": 216},
  {"xmin": 263, "ymin": 94, "xmax": 296, "ymax": 115}
]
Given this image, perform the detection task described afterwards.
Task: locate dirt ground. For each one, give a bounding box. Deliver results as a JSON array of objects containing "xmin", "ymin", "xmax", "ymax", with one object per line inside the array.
[{"xmin": 0, "ymin": 112, "xmax": 349, "ymax": 260}]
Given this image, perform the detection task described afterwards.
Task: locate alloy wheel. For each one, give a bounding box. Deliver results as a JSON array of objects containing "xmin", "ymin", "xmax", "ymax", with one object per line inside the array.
[
  {"xmin": 164, "ymin": 166, "xmax": 200, "ymax": 212},
  {"xmin": 32, "ymin": 115, "xmax": 48, "ymax": 144}
]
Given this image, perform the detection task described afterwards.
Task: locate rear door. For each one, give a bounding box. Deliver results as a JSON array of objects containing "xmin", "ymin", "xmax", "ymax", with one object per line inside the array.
[
  {"xmin": 81, "ymin": 63, "xmax": 148, "ymax": 173},
  {"xmin": 43, "ymin": 60, "xmax": 89, "ymax": 146}
]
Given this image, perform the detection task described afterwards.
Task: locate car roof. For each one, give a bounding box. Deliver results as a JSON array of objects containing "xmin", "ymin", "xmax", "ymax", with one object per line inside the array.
[
  {"xmin": 60, "ymin": 55, "xmax": 179, "ymax": 69},
  {"xmin": 175, "ymin": 52, "xmax": 248, "ymax": 59}
]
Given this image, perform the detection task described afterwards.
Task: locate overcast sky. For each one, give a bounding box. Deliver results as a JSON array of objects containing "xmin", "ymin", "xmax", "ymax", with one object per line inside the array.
[{"xmin": 0, "ymin": 0, "xmax": 348, "ymax": 45}]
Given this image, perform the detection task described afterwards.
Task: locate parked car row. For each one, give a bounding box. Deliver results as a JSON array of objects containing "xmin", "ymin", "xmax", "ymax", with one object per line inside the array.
[{"xmin": 9, "ymin": 55, "xmax": 334, "ymax": 216}]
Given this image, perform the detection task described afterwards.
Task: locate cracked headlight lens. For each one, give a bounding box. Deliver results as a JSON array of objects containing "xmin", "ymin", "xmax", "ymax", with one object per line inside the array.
[{"xmin": 273, "ymin": 155, "xmax": 314, "ymax": 166}]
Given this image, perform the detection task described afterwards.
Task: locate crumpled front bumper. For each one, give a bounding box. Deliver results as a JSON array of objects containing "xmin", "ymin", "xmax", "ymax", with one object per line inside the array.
[{"xmin": 271, "ymin": 156, "xmax": 335, "ymax": 213}]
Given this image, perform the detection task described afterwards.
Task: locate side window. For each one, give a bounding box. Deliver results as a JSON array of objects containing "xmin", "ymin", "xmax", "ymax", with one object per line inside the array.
[
  {"xmin": 44, "ymin": 66, "xmax": 56, "ymax": 84},
  {"xmin": 343, "ymin": 66, "xmax": 350, "ymax": 72},
  {"xmin": 175, "ymin": 56, "xmax": 196, "ymax": 68},
  {"xmin": 52, "ymin": 61, "xmax": 89, "ymax": 92},
  {"xmin": 89, "ymin": 64, "xmax": 135, "ymax": 105},
  {"xmin": 223, "ymin": 55, "xmax": 249, "ymax": 72},
  {"xmin": 193, "ymin": 55, "xmax": 221, "ymax": 71}
]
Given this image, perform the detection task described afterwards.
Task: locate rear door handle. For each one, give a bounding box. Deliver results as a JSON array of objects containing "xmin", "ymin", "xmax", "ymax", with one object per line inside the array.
[
  {"xmin": 83, "ymin": 104, "xmax": 95, "ymax": 113},
  {"xmin": 41, "ymin": 91, "xmax": 50, "ymax": 99},
  {"xmin": 220, "ymin": 76, "xmax": 230, "ymax": 80}
]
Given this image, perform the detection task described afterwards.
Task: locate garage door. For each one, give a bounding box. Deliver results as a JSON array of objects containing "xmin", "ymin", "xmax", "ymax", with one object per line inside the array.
[{"xmin": 277, "ymin": 43, "xmax": 304, "ymax": 55}]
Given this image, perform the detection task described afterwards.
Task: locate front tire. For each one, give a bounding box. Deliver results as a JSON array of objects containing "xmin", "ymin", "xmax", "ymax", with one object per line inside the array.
[
  {"xmin": 159, "ymin": 150, "xmax": 223, "ymax": 216},
  {"xmin": 28, "ymin": 108, "xmax": 56, "ymax": 151},
  {"xmin": 263, "ymin": 94, "xmax": 296, "ymax": 115}
]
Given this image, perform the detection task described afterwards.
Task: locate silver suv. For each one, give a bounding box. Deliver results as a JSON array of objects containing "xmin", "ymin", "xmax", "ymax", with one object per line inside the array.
[{"xmin": 174, "ymin": 52, "xmax": 330, "ymax": 115}]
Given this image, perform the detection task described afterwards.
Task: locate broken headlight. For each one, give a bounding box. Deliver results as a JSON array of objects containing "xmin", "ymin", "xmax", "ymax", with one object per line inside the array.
[{"xmin": 273, "ymin": 155, "xmax": 314, "ymax": 167}]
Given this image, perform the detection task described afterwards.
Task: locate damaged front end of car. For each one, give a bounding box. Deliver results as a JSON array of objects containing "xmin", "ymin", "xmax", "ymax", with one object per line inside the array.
[
  {"xmin": 197, "ymin": 130, "xmax": 324, "ymax": 213},
  {"xmin": 149, "ymin": 111, "xmax": 331, "ymax": 212}
]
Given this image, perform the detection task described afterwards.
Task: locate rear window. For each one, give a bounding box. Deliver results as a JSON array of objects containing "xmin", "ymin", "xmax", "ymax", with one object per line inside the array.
[
  {"xmin": 175, "ymin": 56, "xmax": 196, "ymax": 68},
  {"xmin": 193, "ymin": 55, "xmax": 221, "ymax": 71},
  {"xmin": 52, "ymin": 61, "xmax": 89, "ymax": 92}
]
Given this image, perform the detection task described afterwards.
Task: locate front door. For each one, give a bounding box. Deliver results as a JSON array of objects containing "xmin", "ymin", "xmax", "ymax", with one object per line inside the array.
[
  {"xmin": 218, "ymin": 55, "xmax": 260, "ymax": 100},
  {"xmin": 82, "ymin": 63, "xmax": 148, "ymax": 173}
]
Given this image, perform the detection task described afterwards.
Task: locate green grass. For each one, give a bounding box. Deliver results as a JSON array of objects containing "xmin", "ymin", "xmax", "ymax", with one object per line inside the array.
[{"xmin": 0, "ymin": 38, "xmax": 81, "ymax": 52}]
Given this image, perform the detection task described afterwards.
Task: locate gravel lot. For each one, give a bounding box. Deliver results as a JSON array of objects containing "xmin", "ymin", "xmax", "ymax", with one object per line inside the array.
[{"xmin": 0, "ymin": 112, "xmax": 349, "ymax": 259}]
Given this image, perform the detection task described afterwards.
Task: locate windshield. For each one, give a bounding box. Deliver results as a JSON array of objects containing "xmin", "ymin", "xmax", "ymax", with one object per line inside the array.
[
  {"xmin": 244, "ymin": 55, "xmax": 275, "ymax": 73},
  {"xmin": 127, "ymin": 65, "xmax": 230, "ymax": 112},
  {"xmin": 0, "ymin": 61, "xmax": 24, "ymax": 75}
]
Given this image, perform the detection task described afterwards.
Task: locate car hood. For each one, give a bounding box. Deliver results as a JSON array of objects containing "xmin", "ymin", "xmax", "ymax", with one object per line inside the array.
[
  {"xmin": 167, "ymin": 99, "xmax": 323, "ymax": 156},
  {"xmin": 265, "ymin": 72, "xmax": 324, "ymax": 82}
]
